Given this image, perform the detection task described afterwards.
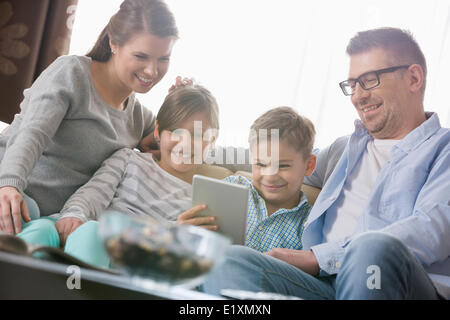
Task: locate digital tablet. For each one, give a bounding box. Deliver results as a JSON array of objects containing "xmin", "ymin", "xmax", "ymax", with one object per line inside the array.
[{"xmin": 192, "ymin": 175, "xmax": 249, "ymax": 245}]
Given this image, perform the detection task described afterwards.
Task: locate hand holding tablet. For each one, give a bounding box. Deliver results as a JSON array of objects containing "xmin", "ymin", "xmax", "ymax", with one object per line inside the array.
[{"xmin": 176, "ymin": 204, "xmax": 218, "ymax": 231}]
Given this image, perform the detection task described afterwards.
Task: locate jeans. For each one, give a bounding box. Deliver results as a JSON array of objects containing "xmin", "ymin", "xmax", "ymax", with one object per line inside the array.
[{"xmin": 201, "ymin": 232, "xmax": 441, "ymax": 299}]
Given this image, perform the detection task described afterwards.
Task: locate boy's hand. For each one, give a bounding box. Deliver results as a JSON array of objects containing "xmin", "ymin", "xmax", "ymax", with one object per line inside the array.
[
  {"xmin": 0, "ymin": 186, "xmax": 31, "ymax": 235},
  {"xmin": 265, "ymin": 248, "xmax": 320, "ymax": 276},
  {"xmin": 55, "ymin": 217, "xmax": 84, "ymax": 247},
  {"xmin": 177, "ymin": 204, "xmax": 218, "ymax": 231}
]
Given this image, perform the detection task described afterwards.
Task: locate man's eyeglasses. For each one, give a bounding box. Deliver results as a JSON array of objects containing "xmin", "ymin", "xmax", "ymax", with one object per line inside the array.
[{"xmin": 339, "ymin": 65, "xmax": 410, "ymax": 96}]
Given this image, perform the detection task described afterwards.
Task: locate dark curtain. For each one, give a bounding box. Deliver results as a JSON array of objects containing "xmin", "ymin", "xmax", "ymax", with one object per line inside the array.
[{"xmin": 0, "ymin": 0, "xmax": 78, "ymax": 123}]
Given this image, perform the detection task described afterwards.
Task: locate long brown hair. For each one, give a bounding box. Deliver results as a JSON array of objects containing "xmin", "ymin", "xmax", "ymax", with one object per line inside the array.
[{"xmin": 86, "ymin": 0, "xmax": 178, "ymax": 62}]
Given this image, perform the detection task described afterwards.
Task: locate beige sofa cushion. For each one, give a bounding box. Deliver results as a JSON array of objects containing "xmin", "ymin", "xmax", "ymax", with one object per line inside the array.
[
  {"xmin": 195, "ymin": 164, "xmax": 234, "ymax": 180},
  {"xmin": 194, "ymin": 165, "xmax": 321, "ymax": 206},
  {"xmin": 300, "ymin": 184, "xmax": 320, "ymax": 206}
]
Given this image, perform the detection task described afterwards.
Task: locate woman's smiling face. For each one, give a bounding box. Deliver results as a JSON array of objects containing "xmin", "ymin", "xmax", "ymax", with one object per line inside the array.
[{"xmin": 110, "ymin": 32, "xmax": 176, "ymax": 94}]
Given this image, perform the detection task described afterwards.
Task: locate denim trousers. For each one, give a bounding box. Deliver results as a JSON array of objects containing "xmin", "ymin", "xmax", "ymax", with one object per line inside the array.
[{"xmin": 201, "ymin": 232, "xmax": 441, "ymax": 299}]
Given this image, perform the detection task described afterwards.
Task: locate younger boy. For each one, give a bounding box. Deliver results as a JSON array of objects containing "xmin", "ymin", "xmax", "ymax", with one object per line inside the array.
[{"xmin": 225, "ymin": 106, "xmax": 316, "ymax": 252}]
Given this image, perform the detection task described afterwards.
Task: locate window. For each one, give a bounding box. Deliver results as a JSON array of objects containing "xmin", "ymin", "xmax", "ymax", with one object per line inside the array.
[{"xmin": 70, "ymin": 0, "xmax": 450, "ymax": 148}]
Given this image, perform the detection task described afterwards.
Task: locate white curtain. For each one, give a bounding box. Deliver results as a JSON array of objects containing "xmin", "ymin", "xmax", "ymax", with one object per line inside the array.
[{"xmin": 70, "ymin": 0, "xmax": 450, "ymax": 149}]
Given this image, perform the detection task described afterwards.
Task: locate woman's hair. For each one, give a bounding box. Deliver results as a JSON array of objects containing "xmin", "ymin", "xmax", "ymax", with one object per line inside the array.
[
  {"xmin": 87, "ymin": 0, "xmax": 178, "ymax": 62},
  {"xmin": 156, "ymin": 85, "xmax": 219, "ymax": 136}
]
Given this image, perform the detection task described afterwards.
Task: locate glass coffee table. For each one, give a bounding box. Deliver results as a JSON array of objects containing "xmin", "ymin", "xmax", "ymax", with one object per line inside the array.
[{"xmin": 0, "ymin": 251, "xmax": 222, "ymax": 300}]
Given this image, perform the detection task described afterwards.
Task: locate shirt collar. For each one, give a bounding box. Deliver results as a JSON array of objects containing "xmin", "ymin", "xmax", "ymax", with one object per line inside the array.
[
  {"xmin": 252, "ymin": 186, "xmax": 310, "ymax": 216},
  {"xmin": 271, "ymin": 192, "xmax": 310, "ymax": 217},
  {"xmin": 296, "ymin": 191, "xmax": 310, "ymax": 210},
  {"xmin": 353, "ymin": 119, "xmax": 369, "ymax": 138},
  {"xmin": 394, "ymin": 112, "xmax": 441, "ymax": 153},
  {"xmin": 352, "ymin": 112, "xmax": 441, "ymax": 153}
]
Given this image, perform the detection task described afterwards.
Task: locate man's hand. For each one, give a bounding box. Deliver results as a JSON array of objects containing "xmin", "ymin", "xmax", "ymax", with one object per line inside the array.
[
  {"xmin": 55, "ymin": 217, "xmax": 84, "ymax": 247},
  {"xmin": 265, "ymin": 248, "xmax": 320, "ymax": 276},
  {"xmin": 0, "ymin": 186, "xmax": 30, "ymax": 235}
]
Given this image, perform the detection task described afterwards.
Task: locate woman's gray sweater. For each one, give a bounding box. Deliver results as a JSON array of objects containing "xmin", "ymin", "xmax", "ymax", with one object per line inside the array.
[{"xmin": 0, "ymin": 55, "xmax": 155, "ymax": 216}]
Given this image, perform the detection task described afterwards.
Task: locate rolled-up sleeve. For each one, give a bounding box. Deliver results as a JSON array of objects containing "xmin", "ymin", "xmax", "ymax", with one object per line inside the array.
[{"xmin": 311, "ymin": 238, "xmax": 350, "ymax": 276}]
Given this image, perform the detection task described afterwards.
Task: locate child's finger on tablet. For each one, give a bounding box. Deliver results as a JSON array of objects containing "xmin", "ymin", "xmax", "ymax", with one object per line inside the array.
[
  {"xmin": 200, "ymin": 224, "xmax": 218, "ymax": 231},
  {"xmin": 187, "ymin": 215, "xmax": 216, "ymax": 227},
  {"xmin": 177, "ymin": 204, "xmax": 208, "ymax": 225},
  {"xmin": 180, "ymin": 204, "xmax": 207, "ymax": 219}
]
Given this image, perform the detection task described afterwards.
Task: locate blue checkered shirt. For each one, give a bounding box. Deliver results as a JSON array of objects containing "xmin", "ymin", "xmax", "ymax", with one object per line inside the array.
[{"xmin": 224, "ymin": 175, "xmax": 311, "ymax": 252}]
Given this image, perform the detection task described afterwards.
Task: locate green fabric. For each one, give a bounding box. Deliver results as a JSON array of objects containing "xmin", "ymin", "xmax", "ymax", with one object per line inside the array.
[
  {"xmin": 64, "ymin": 221, "xmax": 110, "ymax": 269},
  {"xmin": 17, "ymin": 217, "xmax": 59, "ymax": 247}
]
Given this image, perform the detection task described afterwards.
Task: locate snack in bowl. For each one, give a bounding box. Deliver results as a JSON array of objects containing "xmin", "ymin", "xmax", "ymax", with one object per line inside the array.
[{"xmin": 99, "ymin": 211, "xmax": 231, "ymax": 286}]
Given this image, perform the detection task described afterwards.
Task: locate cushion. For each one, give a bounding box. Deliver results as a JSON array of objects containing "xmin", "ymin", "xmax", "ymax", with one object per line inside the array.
[{"xmin": 194, "ymin": 164, "xmax": 234, "ymax": 180}]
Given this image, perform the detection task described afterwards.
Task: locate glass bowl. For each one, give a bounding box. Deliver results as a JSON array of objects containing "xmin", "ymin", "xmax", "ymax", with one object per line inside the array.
[{"xmin": 98, "ymin": 211, "xmax": 231, "ymax": 288}]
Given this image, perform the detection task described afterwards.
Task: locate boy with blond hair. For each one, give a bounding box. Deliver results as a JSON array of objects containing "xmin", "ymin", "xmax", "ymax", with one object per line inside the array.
[{"xmin": 225, "ymin": 106, "xmax": 316, "ymax": 252}]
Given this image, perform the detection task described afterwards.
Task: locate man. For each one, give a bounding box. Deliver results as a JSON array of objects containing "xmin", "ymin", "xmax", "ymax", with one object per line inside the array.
[{"xmin": 201, "ymin": 27, "xmax": 449, "ymax": 299}]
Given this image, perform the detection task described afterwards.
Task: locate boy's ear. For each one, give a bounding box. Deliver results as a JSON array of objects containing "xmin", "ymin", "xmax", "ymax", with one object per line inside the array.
[{"xmin": 304, "ymin": 154, "xmax": 316, "ymax": 176}]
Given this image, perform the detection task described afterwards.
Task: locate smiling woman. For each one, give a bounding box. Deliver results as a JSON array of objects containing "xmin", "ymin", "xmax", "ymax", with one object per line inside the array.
[
  {"xmin": 86, "ymin": 0, "xmax": 178, "ymax": 109},
  {"xmin": 0, "ymin": 0, "xmax": 180, "ymax": 241}
]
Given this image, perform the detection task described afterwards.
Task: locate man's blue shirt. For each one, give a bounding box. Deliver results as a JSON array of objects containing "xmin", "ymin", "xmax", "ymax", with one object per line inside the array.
[{"xmin": 303, "ymin": 112, "xmax": 450, "ymax": 298}]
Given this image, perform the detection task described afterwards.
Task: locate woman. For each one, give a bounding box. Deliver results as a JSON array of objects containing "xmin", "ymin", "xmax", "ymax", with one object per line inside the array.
[{"xmin": 0, "ymin": 0, "xmax": 182, "ymax": 239}]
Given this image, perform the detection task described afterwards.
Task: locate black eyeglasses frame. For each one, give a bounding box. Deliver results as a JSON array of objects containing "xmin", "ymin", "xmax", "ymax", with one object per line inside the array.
[{"xmin": 339, "ymin": 65, "xmax": 411, "ymax": 96}]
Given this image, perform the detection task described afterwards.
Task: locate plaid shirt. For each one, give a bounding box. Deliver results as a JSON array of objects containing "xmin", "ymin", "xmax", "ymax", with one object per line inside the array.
[{"xmin": 224, "ymin": 175, "xmax": 311, "ymax": 252}]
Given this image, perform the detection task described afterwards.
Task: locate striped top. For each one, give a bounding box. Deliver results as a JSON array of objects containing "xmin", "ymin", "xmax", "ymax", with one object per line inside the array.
[
  {"xmin": 224, "ymin": 175, "xmax": 311, "ymax": 252},
  {"xmin": 55, "ymin": 148, "xmax": 192, "ymax": 222}
]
